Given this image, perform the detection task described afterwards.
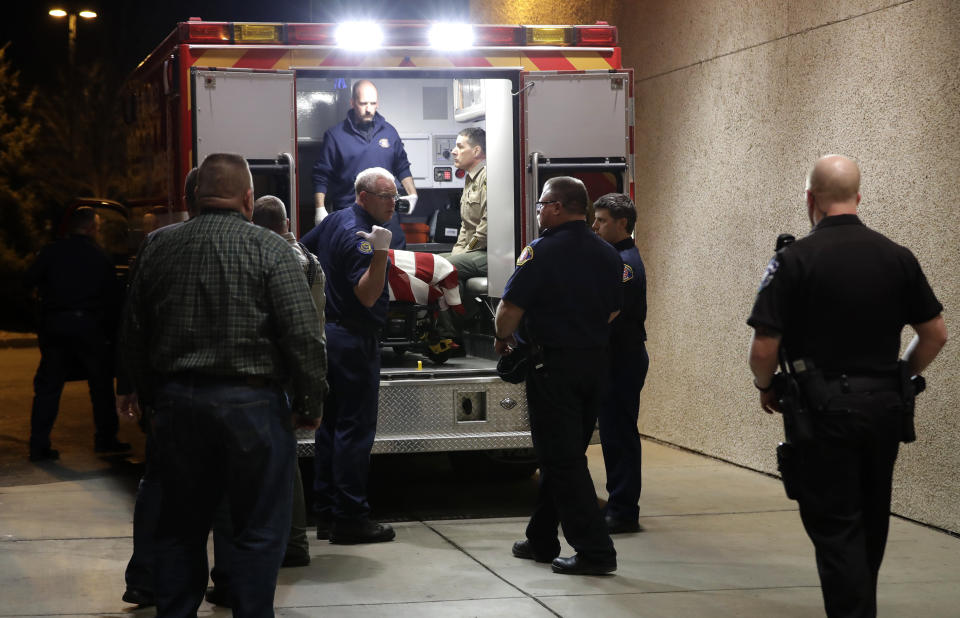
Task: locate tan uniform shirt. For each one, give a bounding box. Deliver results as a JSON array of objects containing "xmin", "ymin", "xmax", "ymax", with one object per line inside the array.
[{"xmin": 452, "ymin": 163, "xmax": 487, "ymax": 255}]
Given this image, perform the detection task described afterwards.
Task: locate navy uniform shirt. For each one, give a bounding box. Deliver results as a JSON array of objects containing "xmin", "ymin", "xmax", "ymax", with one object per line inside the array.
[
  {"xmin": 503, "ymin": 220, "xmax": 622, "ymax": 348},
  {"xmin": 311, "ymin": 110, "xmax": 413, "ymax": 212},
  {"xmin": 28, "ymin": 234, "xmax": 120, "ymax": 317},
  {"xmin": 611, "ymin": 237, "xmax": 647, "ymax": 351},
  {"xmin": 747, "ymin": 214, "xmax": 942, "ymax": 375},
  {"xmin": 301, "ymin": 203, "xmax": 390, "ymax": 330}
]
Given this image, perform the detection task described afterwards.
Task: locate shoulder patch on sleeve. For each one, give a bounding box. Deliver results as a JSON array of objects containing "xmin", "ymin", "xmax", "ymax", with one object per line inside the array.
[
  {"xmin": 516, "ymin": 245, "xmax": 534, "ymax": 266},
  {"xmin": 622, "ymin": 264, "xmax": 634, "ymax": 282},
  {"xmin": 758, "ymin": 256, "xmax": 779, "ymax": 291},
  {"xmin": 356, "ymin": 239, "xmax": 374, "ymax": 255}
]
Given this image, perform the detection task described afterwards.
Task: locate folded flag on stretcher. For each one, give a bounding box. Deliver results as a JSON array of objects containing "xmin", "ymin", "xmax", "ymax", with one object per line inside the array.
[{"xmin": 387, "ymin": 250, "xmax": 465, "ymax": 315}]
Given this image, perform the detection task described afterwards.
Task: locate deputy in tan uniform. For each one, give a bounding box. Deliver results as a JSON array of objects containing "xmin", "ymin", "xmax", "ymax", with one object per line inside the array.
[{"xmin": 438, "ymin": 127, "xmax": 487, "ymax": 341}]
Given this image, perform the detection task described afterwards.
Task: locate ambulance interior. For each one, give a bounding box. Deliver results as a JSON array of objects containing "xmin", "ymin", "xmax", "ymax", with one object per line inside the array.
[{"xmin": 295, "ymin": 72, "xmax": 518, "ymax": 363}]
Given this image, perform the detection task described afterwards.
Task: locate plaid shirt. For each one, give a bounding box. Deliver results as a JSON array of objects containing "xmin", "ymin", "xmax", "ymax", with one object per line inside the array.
[{"xmin": 120, "ymin": 209, "xmax": 327, "ymax": 418}]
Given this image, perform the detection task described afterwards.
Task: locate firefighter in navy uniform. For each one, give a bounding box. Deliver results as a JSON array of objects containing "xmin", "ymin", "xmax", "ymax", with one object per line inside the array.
[
  {"xmin": 300, "ymin": 166, "xmax": 397, "ymax": 544},
  {"xmin": 311, "ymin": 79, "xmax": 413, "ymax": 249},
  {"xmin": 591, "ymin": 193, "xmax": 648, "ymax": 534},
  {"xmin": 748, "ymin": 155, "xmax": 946, "ymax": 617},
  {"xmin": 495, "ymin": 176, "xmax": 622, "ymax": 575}
]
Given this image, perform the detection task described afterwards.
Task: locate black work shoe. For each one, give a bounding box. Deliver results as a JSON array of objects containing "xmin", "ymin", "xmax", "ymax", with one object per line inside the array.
[
  {"xmin": 94, "ymin": 439, "xmax": 131, "ymax": 453},
  {"xmin": 330, "ymin": 519, "xmax": 395, "ymax": 544},
  {"xmin": 551, "ymin": 554, "xmax": 617, "ymax": 575},
  {"xmin": 281, "ymin": 549, "xmax": 311, "ymax": 567},
  {"xmin": 29, "ymin": 447, "xmax": 60, "ymax": 462},
  {"xmin": 205, "ymin": 586, "xmax": 232, "ymax": 607},
  {"xmin": 316, "ymin": 519, "xmax": 331, "ymax": 540},
  {"xmin": 511, "ymin": 540, "xmax": 557, "ymax": 563},
  {"xmin": 605, "ymin": 515, "xmax": 644, "ymax": 534},
  {"xmin": 121, "ymin": 587, "xmax": 155, "ymax": 606}
]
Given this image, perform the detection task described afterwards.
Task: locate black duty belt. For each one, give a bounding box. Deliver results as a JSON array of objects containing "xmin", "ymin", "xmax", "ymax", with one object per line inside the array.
[
  {"xmin": 823, "ymin": 375, "xmax": 900, "ymax": 397},
  {"xmin": 330, "ymin": 316, "xmax": 381, "ymax": 338}
]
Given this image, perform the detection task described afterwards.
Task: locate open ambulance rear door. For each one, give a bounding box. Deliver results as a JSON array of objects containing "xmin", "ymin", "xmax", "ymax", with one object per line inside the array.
[
  {"xmin": 191, "ymin": 68, "xmax": 300, "ymax": 233},
  {"xmin": 520, "ymin": 69, "xmax": 634, "ymax": 245}
]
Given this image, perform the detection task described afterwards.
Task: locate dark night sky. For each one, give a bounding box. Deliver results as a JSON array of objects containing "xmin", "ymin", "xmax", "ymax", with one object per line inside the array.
[{"xmin": 2, "ymin": 1, "xmax": 470, "ymax": 88}]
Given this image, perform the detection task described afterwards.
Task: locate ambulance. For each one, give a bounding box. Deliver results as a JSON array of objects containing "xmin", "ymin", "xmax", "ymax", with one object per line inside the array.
[{"xmin": 124, "ymin": 19, "xmax": 634, "ymax": 477}]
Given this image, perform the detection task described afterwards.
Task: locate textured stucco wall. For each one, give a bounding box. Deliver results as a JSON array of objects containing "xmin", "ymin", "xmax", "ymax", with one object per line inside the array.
[
  {"xmin": 470, "ymin": 0, "xmax": 619, "ymax": 24},
  {"xmin": 470, "ymin": 1, "xmax": 960, "ymax": 532}
]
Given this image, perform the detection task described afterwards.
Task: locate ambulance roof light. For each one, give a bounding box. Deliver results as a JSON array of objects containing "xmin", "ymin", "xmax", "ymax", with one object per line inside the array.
[
  {"xmin": 336, "ymin": 22, "xmax": 384, "ymax": 50},
  {"xmin": 428, "ymin": 23, "xmax": 474, "ymax": 50}
]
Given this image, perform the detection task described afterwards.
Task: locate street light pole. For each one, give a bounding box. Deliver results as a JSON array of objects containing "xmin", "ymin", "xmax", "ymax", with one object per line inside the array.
[
  {"xmin": 67, "ymin": 13, "xmax": 77, "ymax": 65},
  {"xmin": 49, "ymin": 8, "xmax": 97, "ymax": 66}
]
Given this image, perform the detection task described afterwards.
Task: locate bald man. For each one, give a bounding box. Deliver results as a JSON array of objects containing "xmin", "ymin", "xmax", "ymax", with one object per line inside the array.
[
  {"xmin": 120, "ymin": 153, "xmax": 327, "ymax": 615},
  {"xmin": 311, "ymin": 79, "xmax": 414, "ymax": 248},
  {"xmin": 747, "ymin": 155, "xmax": 946, "ymax": 617}
]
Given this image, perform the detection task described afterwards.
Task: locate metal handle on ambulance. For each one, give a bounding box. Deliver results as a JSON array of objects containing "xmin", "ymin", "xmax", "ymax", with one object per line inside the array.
[
  {"xmin": 528, "ymin": 151, "xmax": 543, "ymax": 243},
  {"xmin": 533, "ymin": 161, "xmax": 628, "ymax": 171},
  {"xmin": 279, "ymin": 152, "xmax": 297, "ymax": 234}
]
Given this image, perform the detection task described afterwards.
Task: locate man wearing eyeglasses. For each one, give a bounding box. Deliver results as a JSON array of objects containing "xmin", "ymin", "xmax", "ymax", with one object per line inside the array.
[
  {"xmin": 300, "ymin": 167, "xmax": 397, "ymax": 544},
  {"xmin": 494, "ymin": 177, "xmax": 623, "ymax": 575}
]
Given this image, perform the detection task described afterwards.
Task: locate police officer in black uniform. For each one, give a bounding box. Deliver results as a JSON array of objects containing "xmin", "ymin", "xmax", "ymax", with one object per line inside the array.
[
  {"xmin": 301, "ymin": 166, "xmax": 396, "ymax": 544},
  {"xmin": 592, "ymin": 193, "xmax": 648, "ymax": 534},
  {"xmin": 27, "ymin": 205, "xmax": 128, "ymax": 460},
  {"xmin": 495, "ymin": 176, "xmax": 622, "ymax": 575},
  {"xmin": 748, "ymin": 155, "xmax": 947, "ymax": 617}
]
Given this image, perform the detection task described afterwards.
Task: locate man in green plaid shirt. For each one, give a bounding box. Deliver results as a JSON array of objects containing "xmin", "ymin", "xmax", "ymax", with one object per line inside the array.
[{"xmin": 119, "ymin": 153, "xmax": 326, "ymax": 616}]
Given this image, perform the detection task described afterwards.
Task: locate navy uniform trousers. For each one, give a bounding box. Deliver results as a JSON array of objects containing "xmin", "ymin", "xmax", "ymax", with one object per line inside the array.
[
  {"xmin": 30, "ymin": 310, "xmax": 117, "ymax": 452},
  {"xmin": 795, "ymin": 390, "xmax": 902, "ymax": 618},
  {"xmin": 314, "ymin": 323, "xmax": 380, "ymax": 521},
  {"xmin": 598, "ymin": 342, "xmax": 649, "ymax": 522},
  {"xmin": 524, "ymin": 347, "xmax": 616, "ymax": 561},
  {"xmin": 151, "ymin": 377, "xmax": 294, "ymax": 617}
]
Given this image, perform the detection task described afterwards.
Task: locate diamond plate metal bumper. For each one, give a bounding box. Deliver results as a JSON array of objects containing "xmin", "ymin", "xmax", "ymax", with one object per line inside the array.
[{"xmin": 296, "ymin": 375, "xmax": 532, "ymax": 456}]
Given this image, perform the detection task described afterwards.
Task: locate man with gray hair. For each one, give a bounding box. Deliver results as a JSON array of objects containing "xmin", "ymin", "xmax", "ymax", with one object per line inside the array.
[
  {"xmin": 120, "ymin": 153, "xmax": 327, "ymax": 615},
  {"xmin": 300, "ymin": 166, "xmax": 397, "ymax": 544}
]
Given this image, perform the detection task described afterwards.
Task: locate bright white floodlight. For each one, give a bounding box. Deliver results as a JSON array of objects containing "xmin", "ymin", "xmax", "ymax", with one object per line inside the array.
[
  {"xmin": 336, "ymin": 22, "xmax": 384, "ymax": 51},
  {"xmin": 429, "ymin": 23, "xmax": 474, "ymax": 50}
]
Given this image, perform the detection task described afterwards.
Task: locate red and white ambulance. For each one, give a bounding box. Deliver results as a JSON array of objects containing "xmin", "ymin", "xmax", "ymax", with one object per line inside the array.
[{"xmin": 124, "ymin": 19, "xmax": 634, "ymax": 476}]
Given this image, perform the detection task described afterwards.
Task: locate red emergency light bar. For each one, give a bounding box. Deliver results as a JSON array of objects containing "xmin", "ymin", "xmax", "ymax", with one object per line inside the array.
[
  {"xmin": 179, "ymin": 22, "xmax": 231, "ymax": 43},
  {"xmin": 287, "ymin": 23, "xmax": 336, "ymax": 44},
  {"xmin": 177, "ymin": 20, "xmax": 617, "ymax": 48}
]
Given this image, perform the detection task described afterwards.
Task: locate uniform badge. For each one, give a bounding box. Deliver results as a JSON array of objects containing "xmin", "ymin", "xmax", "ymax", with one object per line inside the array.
[
  {"xmin": 516, "ymin": 245, "xmax": 534, "ymax": 266},
  {"xmin": 357, "ymin": 239, "xmax": 374, "ymax": 255},
  {"xmin": 379, "ymin": 138, "xmax": 390, "ymax": 148},
  {"xmin": 622, "ymin": 264, "xmax": 634, "ymax": 282},
  {"xmin": 758, "ymin": 256, "xmax": 779, "ymax": 290}
]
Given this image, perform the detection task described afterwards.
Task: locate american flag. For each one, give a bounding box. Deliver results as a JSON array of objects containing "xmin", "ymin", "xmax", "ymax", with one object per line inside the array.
[{"xmin": 387, "ymin": 250, "xmax": 465, "ymax": 315}]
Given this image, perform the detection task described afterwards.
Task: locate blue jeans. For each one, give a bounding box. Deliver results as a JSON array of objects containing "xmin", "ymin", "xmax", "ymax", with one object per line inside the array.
[{"xmin": 151, "ymin": 377, "xmax": 294, "ymax": 617}]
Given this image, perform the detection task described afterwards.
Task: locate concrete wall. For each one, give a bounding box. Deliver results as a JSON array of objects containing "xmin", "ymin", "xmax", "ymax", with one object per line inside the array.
[{"xmin": 471, "ymin": 1, "xmax": 960, "ymax": 533}]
